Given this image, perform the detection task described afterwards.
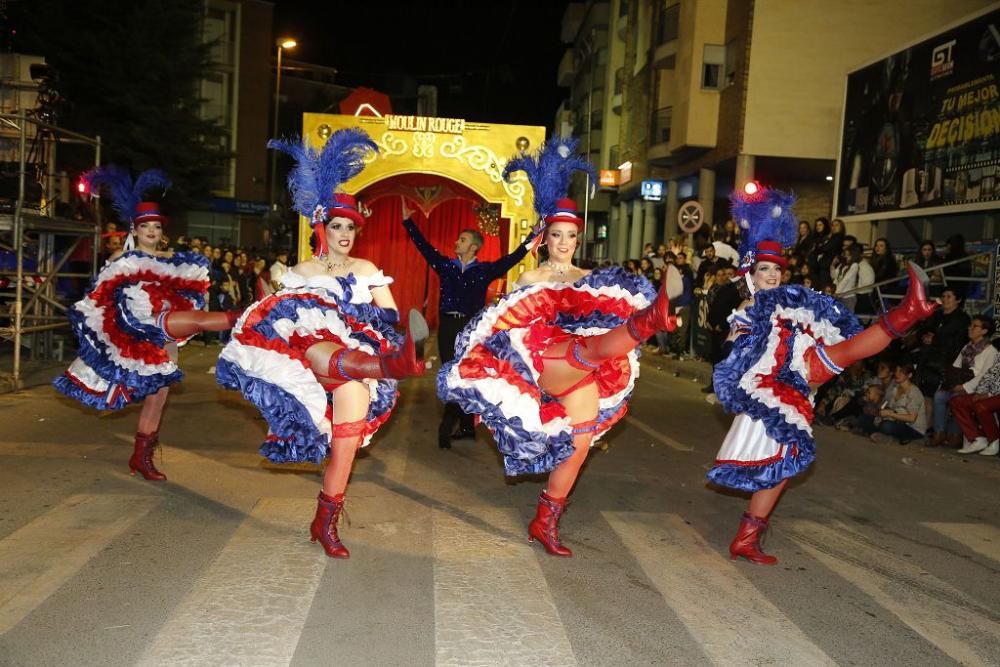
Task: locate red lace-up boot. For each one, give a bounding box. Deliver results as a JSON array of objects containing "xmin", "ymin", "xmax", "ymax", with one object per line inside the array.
[
  {"xmin": 528, "ymin": 491, "xmax": 572, "ymax": 557},
  {"xmin": 310, "ymin": 491, "xmax": 349, "ymax": 559},
  {"xmin": 729, "ymin": 513, "xmax": 777, "ymax": 565},
  {"xmin": 128, "ymin": 431, "xmax": 167, "ymax": 481}
]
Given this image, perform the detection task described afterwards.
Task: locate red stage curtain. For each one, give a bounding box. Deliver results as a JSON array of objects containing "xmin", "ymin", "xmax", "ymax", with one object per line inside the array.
[{"xmin": 351, "ymin": 197, "xmax": 505, "ymax": 330}]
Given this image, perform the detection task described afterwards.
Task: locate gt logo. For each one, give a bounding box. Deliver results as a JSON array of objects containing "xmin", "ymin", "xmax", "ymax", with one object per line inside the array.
[{"xmin": 931, "ymin": 39, "xmax": 956, "ymax": 78}]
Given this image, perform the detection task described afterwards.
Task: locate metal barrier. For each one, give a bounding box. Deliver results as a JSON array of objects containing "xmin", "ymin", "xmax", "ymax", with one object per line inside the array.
[
  {"xmin": 836, "ymin": 250, "xmax": 997, "ymax": 320},
  {"xmin": 0, "ymin": 112, "xmax": 102, "ymax": 389}
]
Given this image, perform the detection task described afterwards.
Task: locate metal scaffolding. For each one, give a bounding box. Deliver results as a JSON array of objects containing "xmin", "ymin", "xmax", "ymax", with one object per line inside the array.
[{"xmin": 0, "ymin": 112, "xmax": 101, "ymax": 390}]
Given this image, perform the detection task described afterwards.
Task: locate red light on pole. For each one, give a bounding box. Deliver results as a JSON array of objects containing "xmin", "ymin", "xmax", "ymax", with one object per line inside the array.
[{"xmin": 743, "ymin": 181, "xmax": 759, "ymax": 196}]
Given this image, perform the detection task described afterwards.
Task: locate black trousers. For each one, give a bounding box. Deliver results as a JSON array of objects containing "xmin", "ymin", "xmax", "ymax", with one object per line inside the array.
[{"xmin": 438, "ymin": 313, "xmax": 475, "ymax": 436}]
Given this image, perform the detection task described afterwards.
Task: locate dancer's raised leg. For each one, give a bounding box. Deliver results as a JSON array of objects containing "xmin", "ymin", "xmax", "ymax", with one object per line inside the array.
[{"xmin": 162, "ymin": 309, "xmax": 241, "ymax": 339}]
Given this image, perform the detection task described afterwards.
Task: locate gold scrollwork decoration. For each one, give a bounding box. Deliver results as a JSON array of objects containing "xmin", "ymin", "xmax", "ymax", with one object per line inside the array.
[
  {"xmin": 366, "ymin": 132, "xmax": 408, "ymax": 163},
  {"xmin": 440, "ymin": 137, "xmax": 525, "ymax": 206},
  {"xmin": 412, "ymin": 132, "xmax": 436, "ymax": 158}
]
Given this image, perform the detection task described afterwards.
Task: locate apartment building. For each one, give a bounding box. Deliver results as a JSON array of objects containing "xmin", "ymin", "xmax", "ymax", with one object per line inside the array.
[
  {"xmin": 560, "ymin": 0, "xmax": 996, "ymax": 261},
  {"xmin": 189, "ymin": 0, "xmax": 273, "ymax": 249}
]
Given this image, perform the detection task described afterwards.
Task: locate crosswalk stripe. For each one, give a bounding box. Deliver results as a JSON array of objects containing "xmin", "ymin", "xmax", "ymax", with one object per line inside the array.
[
  {"xmin": 433, "ymin": 506, "xmax": 577, "ymax": 667},
  {"xmin": 624, "ymin": 416, "xmax": 693, "ymax": 451},
  {"xmin": 922, "ymin": 522, "xmax": 1000, "ymax": 564},
  {"xmin": 136, "ymin": 498, "xmax": 326, "ymax": 667},
  {"xmin": 0, "ymin": 494, "xmax": 158, "ymax": 635},
  {"xmin": 784, "ymin": 519, "xmax": 1000, "ymax": 667},
  {"xmin": 603, "ymin": 511, "xmax": 837, "ymax": 667}
]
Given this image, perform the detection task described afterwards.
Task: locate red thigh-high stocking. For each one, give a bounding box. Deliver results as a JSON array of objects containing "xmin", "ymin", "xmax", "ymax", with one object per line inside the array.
[
  {"xmin": 312, "ymin": 382, "xmax": 370, "ymax": 559},
  {"xmin": 321, "ymin": 381, "xmax": 370, "ymax": 496},
  {"xmin": 161, "ymin": 310, "xmax": 241, "ymax": 339},
  {"xmin": 304, "ymin": 334, "xmax": 424, "ymax": 386},
  {"xmin": 574, "ymin": 270, "xmax": 680, "ymax": 365},
  {"xmin": 812, "ymin": 263, "xmax": 937, "ymax": 383},
  {"xmin": 528, "ymin": 381, "xmax": 600, "ymax": 558}
]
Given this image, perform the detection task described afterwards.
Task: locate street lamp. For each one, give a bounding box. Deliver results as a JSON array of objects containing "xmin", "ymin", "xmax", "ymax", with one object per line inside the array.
[{"xmin": 269, "ymin": 38, "xmax": 297, "ymax": 218}]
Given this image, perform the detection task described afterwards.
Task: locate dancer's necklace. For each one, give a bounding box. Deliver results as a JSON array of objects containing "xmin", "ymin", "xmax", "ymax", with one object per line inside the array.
[
  {"xmin": 543, "ymin": 260, "xmax": 573, "ymax": 277},
  {"xmin": 319, "ymin": 254, "xmax": 353, "ymax": 272}
]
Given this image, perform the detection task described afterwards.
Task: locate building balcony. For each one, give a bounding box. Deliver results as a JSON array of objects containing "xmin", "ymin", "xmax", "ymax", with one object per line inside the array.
[
  {"xmin": 652, "ymin": 106, "xmax": 672, "ymax": 145},
  {"xmin": 647, "ymin": 142, "xmax": 673, "ymax": 166},
  {"xmin": 652, "ymin": 42, "xmax": 677, "ymax": 69},
  {"xmin": 557, "ymin": 49, "xmax": 575, "ymax": 87},
  {"xmin": 616, "ymin": 13, "xmax": 628, "ymax": 39},
  {"xmin": 647, "ymin": 107, "xmax": 673, "ymax": 166},
  {"xmin": 611, "ymin": 93, "xmax": 623, "ymax": 114}
]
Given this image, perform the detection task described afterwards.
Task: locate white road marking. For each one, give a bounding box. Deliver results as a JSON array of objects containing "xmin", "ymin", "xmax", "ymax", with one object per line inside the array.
[
  {"xmin": 923, "ymin": 522, "xmax": 1000, "ymax": 564},
  {"xmin": 623, "ymin": 416, "xmax": 694, "ymax": 451},
  {"xmin": 136, "ymin": 498, "xmax": 326, "ymax": 667},
  {"xmin": 0, "ymin": 494, "xmax": 158, "ymax": 635},
  {"xmin": 433, "ymin": 506, "xmax": 577, "ymax": 667},
  {"xmin": 604, "ymin": 511, "xmax": 836, "ymax": 667},
  {"xmin": 785, "ymin": 519, "xmax": 1000, "ymax": 667}
]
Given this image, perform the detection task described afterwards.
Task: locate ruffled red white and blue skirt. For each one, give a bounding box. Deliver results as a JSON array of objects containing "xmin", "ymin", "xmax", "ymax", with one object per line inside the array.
[
  {"xmin": 708, "ymin": 285, "xmax": 862, "ymax": 492},
  {"xmin": 437, "ymin": 267, "xmax": 657, "ymax": 476},
  {"xmin": 216, "ymin": 271, "xmax": 402, "ymax": 465},
  {"xmin": 53, "ymin": 251, "xmax": 210, "ymax": 410}
]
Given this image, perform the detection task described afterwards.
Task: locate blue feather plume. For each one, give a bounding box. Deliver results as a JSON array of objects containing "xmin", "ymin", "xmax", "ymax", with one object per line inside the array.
[
  {"xmin": 84, "ymin": 166, "xmax": 171, "ymax": 221},
  {"xmin": 732, "ymin": 187, "xmax": 798, "ymax": 266},
  {"xmin": 502, "ymin": 136, "xmax": 597, "ymax": 219},
  {"xmin": 268, "ymin": 128, "xmax": 378, "ymax": 218}
]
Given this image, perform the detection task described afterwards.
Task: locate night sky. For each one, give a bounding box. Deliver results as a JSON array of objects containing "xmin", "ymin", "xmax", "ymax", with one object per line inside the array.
[{"xmin": 272, "ymin": 0, "xmax": 571, "ymax": 128}]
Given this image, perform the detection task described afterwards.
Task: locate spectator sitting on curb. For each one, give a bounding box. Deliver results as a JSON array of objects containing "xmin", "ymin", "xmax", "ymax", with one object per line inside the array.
[
  {"xmin": 951, "ymin": 340, "xmax": 1000, "ymax": 455},
  {"xmin": 858, "ymin": 363, "xmax": 927, "ymax": 444}
]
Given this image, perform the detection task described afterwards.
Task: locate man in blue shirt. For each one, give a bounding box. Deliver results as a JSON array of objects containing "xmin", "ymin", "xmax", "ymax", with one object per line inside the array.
[{"xmin": 402, "ymin": 199, "xmax": 536, "ymax": 449}]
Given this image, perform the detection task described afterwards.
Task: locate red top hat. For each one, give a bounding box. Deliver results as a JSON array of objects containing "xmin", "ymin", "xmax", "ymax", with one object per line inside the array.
[
  {"xmin": 738, "ymin": 239, "xmax": 787, "ymax": 275},
  {"xmin": 323, "ymin": 193, "xmax": 367, "ymax": 227},
  {"xmin": 543, "ymin": 198, "xmax": 584, "ymax": 229},
  {"xmin": 310, "ymin": 193, "xmax": 367, "ymax": 257},
  {"xmin": 133, "ymin": 201, "xmax": 168, "ymax": 225}
]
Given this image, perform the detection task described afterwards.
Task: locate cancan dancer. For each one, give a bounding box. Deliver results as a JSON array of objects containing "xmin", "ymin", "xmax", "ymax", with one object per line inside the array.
[
  {"xmin": 216, "ymin": 129, "xmax": 427, "ymax": 559},
  {"xmin": 54, "ymin": 167, "xmax": 240, "ymax": 481},
  {"xmin": 708, "ymin": 184, "xmax": 937, "ymax": 564},
  {"xmin": 438, "ymin": 137, "xmax": 683, "ymax": 557}
]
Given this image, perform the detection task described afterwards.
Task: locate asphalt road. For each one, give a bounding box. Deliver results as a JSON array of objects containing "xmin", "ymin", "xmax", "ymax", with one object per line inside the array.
[{"xmin": 1, "ymin": 343, "xmax": 998, "ymax": 666}]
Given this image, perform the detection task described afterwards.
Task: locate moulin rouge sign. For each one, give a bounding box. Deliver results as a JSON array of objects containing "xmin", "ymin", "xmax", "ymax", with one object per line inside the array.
[{"xmin": 385, "ymin": 114, "xmax": 466, "ymax": 134}]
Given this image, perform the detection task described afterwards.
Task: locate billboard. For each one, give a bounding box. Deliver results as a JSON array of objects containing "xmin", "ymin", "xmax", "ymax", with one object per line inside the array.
[{"xmin": 835, "ymin": 6, "xmax": 1000, "ymax": 219}]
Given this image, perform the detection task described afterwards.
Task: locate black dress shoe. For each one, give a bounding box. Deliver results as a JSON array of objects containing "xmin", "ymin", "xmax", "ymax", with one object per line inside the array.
[
  {"xmin": 451, "ymin": 429, "xmax": 476, "ymax": 441},
  {"xmin": 438, "ymin": 434, "xmax": 451, "ymax": 449}
]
